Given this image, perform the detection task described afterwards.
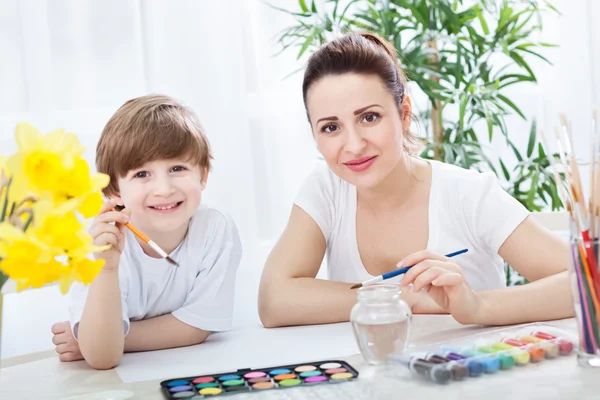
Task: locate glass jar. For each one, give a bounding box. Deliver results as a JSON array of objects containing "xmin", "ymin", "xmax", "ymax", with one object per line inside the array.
[{"xmin": 350, "ymin": 284, "xmax": 412, "ymax": 365}]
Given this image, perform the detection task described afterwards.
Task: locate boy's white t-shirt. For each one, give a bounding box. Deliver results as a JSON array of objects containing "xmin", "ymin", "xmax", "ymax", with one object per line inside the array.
[
  {"xmin": 68, "ymin": 205, "xmax": 242, "ymax": 339},
  {"xmin": 294, "ymin": 160, "xmax": 530, "ymax": 291}
]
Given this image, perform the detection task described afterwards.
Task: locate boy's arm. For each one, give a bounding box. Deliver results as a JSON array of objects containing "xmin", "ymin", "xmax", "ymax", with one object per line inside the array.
[
  {"xmin": 76, "ymin": 201, "xmax": 130, "ymax": 370},
  {"xmin": 124, "ymin": 314, "xmax": 210, "ymax": 352},
  {"xmin": 77, "ymin": 269, "xmax": 125, "ymax": 369}
]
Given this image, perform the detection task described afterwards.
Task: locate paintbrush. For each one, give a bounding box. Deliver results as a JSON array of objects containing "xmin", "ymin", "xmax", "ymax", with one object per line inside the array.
[
  {"xmin": 350, "ymin": 249, "xmax": 469, "ymax": 289},
  {"xmin": 114, "ymin": 205, "xmax": 179, "ymax": 266}
]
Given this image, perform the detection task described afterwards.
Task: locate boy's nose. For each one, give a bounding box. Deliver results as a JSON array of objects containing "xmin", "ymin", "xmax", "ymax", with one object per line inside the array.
[{"xmin": 153, "ymin": 177, "xmax": 176, "ymax": 196}]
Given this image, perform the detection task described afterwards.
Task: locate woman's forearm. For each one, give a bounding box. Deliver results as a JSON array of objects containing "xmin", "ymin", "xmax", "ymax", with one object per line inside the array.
[
  {"xmin": 258, "ymin": 277, "xmax": 445, "ymax": 327},
  {"xmin": 474, "ymin": 271, "xmax": 574, "ymax": 325}
]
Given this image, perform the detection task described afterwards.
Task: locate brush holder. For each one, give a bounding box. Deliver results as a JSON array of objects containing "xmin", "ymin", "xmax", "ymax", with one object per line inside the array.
[{"xmin": 568, "ymin": 235, "xmax": 600, "ymax": 367}]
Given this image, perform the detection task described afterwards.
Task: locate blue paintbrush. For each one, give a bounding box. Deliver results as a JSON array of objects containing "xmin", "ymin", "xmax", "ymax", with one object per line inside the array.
[{"xmin": 350, "ymin": 249, "xmax": 469, "ymax": 289}]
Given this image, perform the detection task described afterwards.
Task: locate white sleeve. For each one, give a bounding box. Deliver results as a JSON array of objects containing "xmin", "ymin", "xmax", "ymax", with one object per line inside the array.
[
  {"xmin": 468, "ymin": 171, "xmax": 530, "ymax": 254},
  {"xmin": 68, "ymin": 268, "xmax": 130, "ymax": 340},
  {"xmin": 293, "ymin": 165, "xmax": 337, "ymax": 239},
  {"xmin": 171, "ymin": 212, "xmax": 242, "ymax": 332}
]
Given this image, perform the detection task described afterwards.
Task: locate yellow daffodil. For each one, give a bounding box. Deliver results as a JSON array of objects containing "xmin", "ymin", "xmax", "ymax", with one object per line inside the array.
[
  {"xmin": 0, "ymin": 123, "xmax": 110, "ymax": 294},
  {"xmin": 0, "ymin": 222, "xmax": 62, "ymax": 291}
]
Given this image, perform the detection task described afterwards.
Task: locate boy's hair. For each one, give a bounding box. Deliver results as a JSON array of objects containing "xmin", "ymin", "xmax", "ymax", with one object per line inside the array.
[{"xmin": 96, "ymin": 94, "xmax": 212, "ymax": 197}]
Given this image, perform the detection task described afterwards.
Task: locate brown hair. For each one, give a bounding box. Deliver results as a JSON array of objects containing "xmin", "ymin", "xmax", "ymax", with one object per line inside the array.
[
  {"xmin": 302, "ymin": 32, "xmax": 422, "ymax": 153},
  {"xmin": 96, "ymin": 94, "xmax": 212, "ymax": 196}
]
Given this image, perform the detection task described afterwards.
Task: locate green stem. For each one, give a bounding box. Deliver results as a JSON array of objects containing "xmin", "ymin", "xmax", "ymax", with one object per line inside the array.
[{"xmin": 0, "ymin": 177, "xmax": 11, "ymax": 223}]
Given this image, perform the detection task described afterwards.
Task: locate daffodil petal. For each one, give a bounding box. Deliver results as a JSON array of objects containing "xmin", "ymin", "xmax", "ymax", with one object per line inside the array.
[
  {"xmin": 79, "ymin": 192, "xmax": 104, "ymax": 218},
  {"xmin": 0, "ymin": 222, "xmax": 26, "ymax": 241},
  {"xmin": 15, "ymin": 123, "xmax": 41, "ymax": 153}
]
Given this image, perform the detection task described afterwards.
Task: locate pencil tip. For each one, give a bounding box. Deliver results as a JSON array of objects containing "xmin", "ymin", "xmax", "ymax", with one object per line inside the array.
[
  {"xmin": 166, "ymin": 256, "xmax": 179, "ymax": 267},
  {"xmin": 350, "ymin": 283, "xmax": 361, "ymax": 290}
]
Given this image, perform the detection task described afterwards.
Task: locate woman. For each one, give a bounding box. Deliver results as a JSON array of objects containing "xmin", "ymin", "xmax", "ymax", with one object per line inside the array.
[{"xmin": 258, "ymin": 32, "xmax": 572, "ymax": 328}]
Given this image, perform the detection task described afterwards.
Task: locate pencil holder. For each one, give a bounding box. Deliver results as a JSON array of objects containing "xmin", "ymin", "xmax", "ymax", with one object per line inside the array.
[{"xmin": 568, "ymin": 233, "xmax": 600, "ymax": 367}]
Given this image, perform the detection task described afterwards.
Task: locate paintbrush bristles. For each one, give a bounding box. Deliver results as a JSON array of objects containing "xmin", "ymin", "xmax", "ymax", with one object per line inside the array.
[
  {"xmin": 350, "ymin": 283, "xmax": 362, "ymax": 290},
  {"xmin": 166, "ymin": 256, "xmax": 179, "ymax": 267}
]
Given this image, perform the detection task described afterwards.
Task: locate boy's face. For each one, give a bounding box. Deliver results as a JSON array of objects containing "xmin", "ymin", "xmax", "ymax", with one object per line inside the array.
[{"xmin": 113, "ymin": 158, "xmax": 206, "ymax": 234}]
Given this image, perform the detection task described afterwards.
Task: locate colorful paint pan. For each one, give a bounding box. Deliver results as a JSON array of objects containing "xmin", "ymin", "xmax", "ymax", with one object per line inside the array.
[
  {"xmin": 159, "ymin": 360, "xmax": 359, "ymax": 399},
  {"xmin": 299, "ymin": 371, "xmax": 322, "ymax": 377},
  {"xmin": 252, "ymin": 382, "xmax": 274, "ymax": 390},
  {"xmin": 192, "ymin": 377, "xmax": 214, "ymax": 384},
  {"xmin": 243, "ymin": 371, "xmax": 266, "ymax": 379},
  {"xmin": 319, "ymin": 362, "xmax": 341, "ymax": 369},
  {"xmin": 295, "ymin": 365, "xmax": 316, "ymax": 372}
]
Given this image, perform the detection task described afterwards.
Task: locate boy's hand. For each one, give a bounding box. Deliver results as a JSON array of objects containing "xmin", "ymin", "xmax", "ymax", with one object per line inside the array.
[
  {"xmin": 398, "ymin": 250, "xmax": 482, "ymax": 324},
  {"xmin": 51, "ymin": 321, "xmax": 84, "ymax": 362},
  {"xmin": 90, "ymin": 199, "xmax": 130, "ymax": 271}
]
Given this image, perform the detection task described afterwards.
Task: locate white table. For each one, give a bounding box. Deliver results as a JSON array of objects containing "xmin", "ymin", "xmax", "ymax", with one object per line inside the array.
[{"xmin": 2, "ymin": 315, "xmax": 598, "ymax": 400}]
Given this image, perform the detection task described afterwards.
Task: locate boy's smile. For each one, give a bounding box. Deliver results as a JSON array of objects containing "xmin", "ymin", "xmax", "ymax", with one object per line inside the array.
[
  {"xmin": 147, "ymin": 201, "xmax": 185, "ymax": 213},
  {"xmin": 113, "ymin": 157, "xmax": 207, "ymax": 253}
]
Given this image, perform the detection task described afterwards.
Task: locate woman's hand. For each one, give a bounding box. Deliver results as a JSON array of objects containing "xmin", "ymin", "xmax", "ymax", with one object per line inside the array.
[{"xmin": 398, "ymin": 250, "xmax": 482, "ymax": 324}]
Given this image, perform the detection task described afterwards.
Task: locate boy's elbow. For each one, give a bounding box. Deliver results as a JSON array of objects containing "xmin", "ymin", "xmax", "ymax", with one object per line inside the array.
[{"xmin": 85, "ymin": 353, "xmax": 122, "ymax": 370}]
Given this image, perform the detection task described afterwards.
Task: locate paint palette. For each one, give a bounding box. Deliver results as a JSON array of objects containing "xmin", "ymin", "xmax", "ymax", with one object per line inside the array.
[
  {"xmin": 159, "ymin": 360, "xmax": 359, "ymax": 398},
  {"xmin": 387, "ymin": 323, "xmax": 577, "ymax": 384}
]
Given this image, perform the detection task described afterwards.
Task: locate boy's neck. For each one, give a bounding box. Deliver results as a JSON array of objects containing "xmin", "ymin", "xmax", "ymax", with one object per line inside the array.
[{"xmin": 133, "ymin": 221, "xmax": 190, "ymax": 258}]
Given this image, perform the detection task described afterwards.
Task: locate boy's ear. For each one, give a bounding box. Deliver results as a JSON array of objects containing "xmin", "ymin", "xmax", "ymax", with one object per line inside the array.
[
  {"xmin": 108, "ymin": 194, "xmax": 124, "ymax": 207},
  {"xmin": 200, "ymin": 167, "xmax": 208, "ymax": 190}
]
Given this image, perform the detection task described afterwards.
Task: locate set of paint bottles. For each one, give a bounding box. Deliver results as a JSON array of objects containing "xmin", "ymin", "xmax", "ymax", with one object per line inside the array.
[{"xmin": 389, "ymin": 329, "xmax": 575, "ymax": 384}]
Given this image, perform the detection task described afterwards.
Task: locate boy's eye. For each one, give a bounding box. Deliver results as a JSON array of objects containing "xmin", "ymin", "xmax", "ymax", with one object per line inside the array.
[
  {"xmin": 361, "ymin": 112, "xmax": 380, "ymax": 123},
  {"xmin": 320, "ymin": 123, "xmax": 339, "ymax": 134},
  {"xmin": 134, "ymin": 171, "xmax": 148, "ymax": 178},
  {"xmin": 171, "ymin": 165, "xmax": 187, "ymax": 172}
]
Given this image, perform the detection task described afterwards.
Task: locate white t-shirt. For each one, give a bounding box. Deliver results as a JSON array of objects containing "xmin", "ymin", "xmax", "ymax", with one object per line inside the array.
[
  {"xmin": 294, "ymin": 160, "xmax": 530, "ymax": 291},
  {"xmin": 68, "ymin": 205, "xmax": 242, "ymax": 339}
]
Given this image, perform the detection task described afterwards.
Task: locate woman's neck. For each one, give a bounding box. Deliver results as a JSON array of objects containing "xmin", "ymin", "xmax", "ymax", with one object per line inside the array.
[{"xmin": 357, "ymin": 155, "xmax": 430, "ymax": 213}]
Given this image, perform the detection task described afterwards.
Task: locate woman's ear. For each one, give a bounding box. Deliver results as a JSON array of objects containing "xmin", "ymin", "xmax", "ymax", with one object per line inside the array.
[{"xmin": 400, "ymin": 95, "xmax": 413, "ymax": 131}]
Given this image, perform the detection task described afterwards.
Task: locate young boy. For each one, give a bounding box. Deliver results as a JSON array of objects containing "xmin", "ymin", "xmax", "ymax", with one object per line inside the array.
[{"xmin": 50, "ymin": 94, "xmax": 242, "ymax": 370}]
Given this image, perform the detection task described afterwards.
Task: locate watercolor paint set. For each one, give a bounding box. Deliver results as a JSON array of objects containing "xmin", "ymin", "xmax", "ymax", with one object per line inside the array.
[
  {"xmin": 159, "ymin": 359, "xmax": 359, "ymax": 398},
  {"xmin": 388, "ymin": 323, "xmax": 577, "ymax": 384}
]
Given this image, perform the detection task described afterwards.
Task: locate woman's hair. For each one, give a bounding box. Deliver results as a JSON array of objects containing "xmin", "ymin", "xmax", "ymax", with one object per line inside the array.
[{"xmin": 302, "ymin": 32, "xmax": 422, "ymax": 153}]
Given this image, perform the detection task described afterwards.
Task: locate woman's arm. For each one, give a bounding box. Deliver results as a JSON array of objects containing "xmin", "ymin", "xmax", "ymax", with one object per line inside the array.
[
  {"xmin": 258, "ymin": 206, "xmax": 356, "ymax": 327},
  {"xmin": 399, "ymin": 215, "xmax": 574, "ymax": 325},
  {"xmin": 474, "ymin": 215, "xmax": 573, "ymax": 325},
  {"xmin": 258, "ymin": 206, "xmax": 443, "ymax": 327}
]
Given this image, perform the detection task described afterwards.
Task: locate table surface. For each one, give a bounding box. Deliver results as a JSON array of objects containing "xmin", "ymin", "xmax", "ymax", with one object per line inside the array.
[{"xmin": 2, "ymin": 315, "xmax": 599, "ymax": 400}]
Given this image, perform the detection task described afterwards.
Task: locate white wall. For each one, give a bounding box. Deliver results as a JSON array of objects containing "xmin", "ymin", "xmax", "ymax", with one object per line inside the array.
[{"xmin": 0, "ymin": 0, "xmax": 598, "ymax": 258}]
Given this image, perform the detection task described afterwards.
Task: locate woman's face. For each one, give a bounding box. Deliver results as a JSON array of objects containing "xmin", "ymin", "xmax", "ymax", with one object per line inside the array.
[{"xmin": 306, "ymin": 73, "xmax": 413, "ymax": 190}]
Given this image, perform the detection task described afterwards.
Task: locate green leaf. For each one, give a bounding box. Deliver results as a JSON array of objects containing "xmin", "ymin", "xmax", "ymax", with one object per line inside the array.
[
  {"xmin": 311, "ymin": 0, "xmax": 317, "ymax": 13},
  {"xmin": 497, "ymin": 94, "xmax": 526, "ymax": 119},
  {"xmin": 297, "ymin": 31, "xmax": 316, "ymax": 59},
  {"xmin": 538, "ymin": 142, "xmax": 546, "ymax": 159},
  {"xmin": 499, "ymin": 159, "xmax": 510, "ymax": 180},
  {"xmin": 299, "ymin": 0, "xmax": 309, "ymax": 12},
  {"xmin": 475, "ymin": 5, "xmax": 490, "ymax": 35},
  {"xmin": 0, "ymin": 271, "xmax": 8, "ymax": 292},
  {"xmin": 527, "ymin": 120, "xmax": 537, "ymax": 157}
]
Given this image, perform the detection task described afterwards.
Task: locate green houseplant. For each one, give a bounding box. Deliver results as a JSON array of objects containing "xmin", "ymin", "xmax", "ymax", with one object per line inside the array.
[{"xmin": 271, "ymin": 0, "xmax": 563, "ymax": 284}]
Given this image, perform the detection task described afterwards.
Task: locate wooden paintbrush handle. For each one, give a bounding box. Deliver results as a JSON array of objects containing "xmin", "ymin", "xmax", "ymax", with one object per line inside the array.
[{"xmin": 124, "ymin": 221, "xmax": 150, "ymax": 243}]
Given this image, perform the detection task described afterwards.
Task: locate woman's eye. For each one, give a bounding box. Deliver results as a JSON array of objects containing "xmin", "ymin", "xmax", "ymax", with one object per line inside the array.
[
  {"xmin": 321, "ymin": 124, "xmax": 339, "ymax": 133},
  {"xmin": 134, "ymin": 171, "xmax": 148, "ymax": 178},
  {"xmin": 171, "ymin": 165, "xmax": 187, "ymax": 172},
  {"xmin": 362, "ymin": 112, "xmax": 380, "ymax": 123}
]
